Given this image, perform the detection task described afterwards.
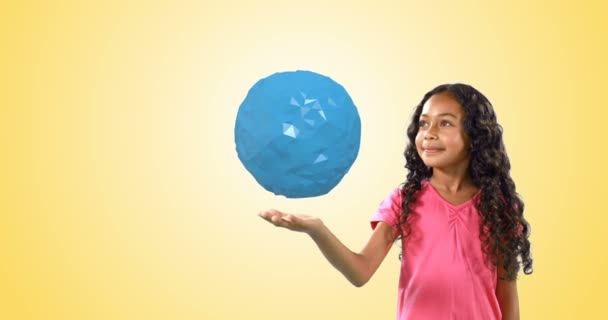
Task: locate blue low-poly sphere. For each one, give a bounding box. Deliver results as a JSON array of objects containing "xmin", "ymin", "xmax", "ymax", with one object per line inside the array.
[{"xmin": 234, "ymin": 70, "xmax": 361, "ymax": 198}]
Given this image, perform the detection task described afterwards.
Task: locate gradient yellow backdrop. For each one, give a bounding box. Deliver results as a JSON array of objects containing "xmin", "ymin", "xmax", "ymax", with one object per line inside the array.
[{"xmin": 2, "ymin": 0, "xmax": 607, "ymax": 319}]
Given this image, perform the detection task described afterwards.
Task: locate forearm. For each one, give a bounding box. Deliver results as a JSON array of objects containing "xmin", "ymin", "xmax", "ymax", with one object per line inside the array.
[
  {"xmin": 308, "ymin": 223, "xmax": 371, "ymax": 287},
  {"xmin": 258, "ymin": 209, "xmax": 392, "ymax": 287},
  {"xmin": 500, "ymin": 301, "xmax": 519, "ymax": 320}
]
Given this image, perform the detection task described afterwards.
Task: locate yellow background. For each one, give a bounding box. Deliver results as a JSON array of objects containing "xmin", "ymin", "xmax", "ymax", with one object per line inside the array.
[{"xmin": 2, "ymin": 0, "xmax": 606, "ymax": 319}]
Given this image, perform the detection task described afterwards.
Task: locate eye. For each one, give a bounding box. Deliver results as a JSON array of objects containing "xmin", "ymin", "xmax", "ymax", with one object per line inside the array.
[
  {"xmin": 418, "ymin": 120, "xmax": 428, "ymax": 127},
  {"xmin": 441, "ymin": 120, "xmax": 453, "ymax": 127}
]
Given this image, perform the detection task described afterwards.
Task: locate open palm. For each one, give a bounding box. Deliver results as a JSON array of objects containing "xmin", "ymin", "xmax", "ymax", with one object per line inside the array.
[{"xmin": 258, "ymin": 209, "xmax": 321, "ymax": 234}]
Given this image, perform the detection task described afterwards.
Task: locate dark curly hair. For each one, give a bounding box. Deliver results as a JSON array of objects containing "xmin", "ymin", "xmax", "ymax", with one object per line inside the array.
[{"xmin": 397, "ymin": 83, "xmax": 533, "ymax": 280}]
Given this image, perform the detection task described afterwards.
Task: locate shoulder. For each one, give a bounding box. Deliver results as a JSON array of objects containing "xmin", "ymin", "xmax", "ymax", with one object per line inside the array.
[
  {"xmin": 371, "ymin": 186, "xmax": 405, "ymax": 229},
  {"xmin": 377, "ymin": 187, "xmax": 403, "ymax": 210},
  {"xmin": 401, "ymin": 179, "xmax": 433, "ymax": 201},
  {"xmin": 380, "ymin": 182, "xmax": 433, "ymax": 212}
]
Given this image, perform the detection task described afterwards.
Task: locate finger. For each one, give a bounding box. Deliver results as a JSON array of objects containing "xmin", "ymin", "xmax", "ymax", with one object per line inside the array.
[
  {"xmin": 257, "ymin": 211, "xmax": 269, "ymax": 222},
  {"xmin": 271, "ymin": 214, "xmax": 287, "ymax": 227},
  {"xmin": 258, "ymin": 211, "xmax": 271, "ymax": 219},
  {"xmin": 282, "ymin": 215, "xmax": 302, "ymax": 230},
  {"xmin": 268, "ymin": 209, "xmax": 284, "ymax": 217},
  {"xmin": 259, "ymin": 209, "xmax": 279, "ymax": 220},
  {"xmin": 259, "ymin": 210, "xmax": 295, "ymax": 229}
]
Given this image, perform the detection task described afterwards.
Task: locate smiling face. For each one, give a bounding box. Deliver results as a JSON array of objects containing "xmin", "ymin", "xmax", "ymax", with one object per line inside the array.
[{"xmin": 415, "ymin": 92, "xmax": 471, "ymax": 171}]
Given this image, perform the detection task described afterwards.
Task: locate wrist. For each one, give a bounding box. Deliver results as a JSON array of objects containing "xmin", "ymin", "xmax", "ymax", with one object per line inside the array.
[{"xmin": 306, "ymin": 218, "xmax": 325, "ymax": 238}]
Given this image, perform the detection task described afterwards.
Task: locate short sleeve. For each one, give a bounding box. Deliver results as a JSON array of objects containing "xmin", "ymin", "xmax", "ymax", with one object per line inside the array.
[{"xmin": 370, "ymin": 188, "xmax": 403, "ymax": 236}]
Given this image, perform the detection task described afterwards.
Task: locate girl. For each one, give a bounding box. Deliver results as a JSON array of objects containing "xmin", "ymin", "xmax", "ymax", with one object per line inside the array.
[{"xmin": 258, "ymin": 83, "xmax": 533, "ymax": 320}]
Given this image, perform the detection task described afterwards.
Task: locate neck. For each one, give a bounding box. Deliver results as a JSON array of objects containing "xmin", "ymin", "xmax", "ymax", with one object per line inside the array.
[{"xmin": 429, "ymin": 167, "xmax": 474, "ymax": 193}]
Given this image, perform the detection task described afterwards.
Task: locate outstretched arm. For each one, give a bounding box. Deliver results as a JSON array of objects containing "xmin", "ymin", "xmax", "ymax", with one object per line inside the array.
[{"xmin": 258, "ymin": 209, "xmax": 396, "ymax": 287}]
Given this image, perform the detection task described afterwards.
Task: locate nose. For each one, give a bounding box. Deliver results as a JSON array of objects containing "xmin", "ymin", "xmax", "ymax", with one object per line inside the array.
[{"xmin": 424, "ymin": 125, "xmax": 438, "ymax": 140}]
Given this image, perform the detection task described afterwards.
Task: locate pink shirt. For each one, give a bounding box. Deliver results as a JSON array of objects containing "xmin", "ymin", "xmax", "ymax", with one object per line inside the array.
[{"xmin": 371, "ymin": 180, "xmax": 501, "ymax": 320}]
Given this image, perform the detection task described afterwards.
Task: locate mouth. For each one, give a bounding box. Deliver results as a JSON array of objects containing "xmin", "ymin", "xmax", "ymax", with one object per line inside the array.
[{"xmin": 422, "ymin": 148, "xmax": 445, "ymax": 154}]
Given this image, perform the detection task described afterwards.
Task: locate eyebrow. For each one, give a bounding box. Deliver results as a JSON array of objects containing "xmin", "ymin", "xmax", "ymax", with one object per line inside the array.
[{"xmin": 419, "ymin": 113, "xmax": 458, "ymax": 119}]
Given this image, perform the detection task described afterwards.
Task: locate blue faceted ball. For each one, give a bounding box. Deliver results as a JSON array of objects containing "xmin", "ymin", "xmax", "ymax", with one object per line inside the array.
[{"xmin": 234, "ymin": 70, "xmax": 361, "ymax": 198}]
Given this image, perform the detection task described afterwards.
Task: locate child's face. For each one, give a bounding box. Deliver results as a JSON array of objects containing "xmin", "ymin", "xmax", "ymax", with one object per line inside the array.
[{"xmin": 415, "ymin": 92, "xmax": 471, "ymax": 171}]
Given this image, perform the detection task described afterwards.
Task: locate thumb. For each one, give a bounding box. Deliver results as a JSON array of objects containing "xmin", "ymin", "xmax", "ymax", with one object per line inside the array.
[{"xmin": 282, "ymin": 214, "xmax": 297, "ymax": 223}]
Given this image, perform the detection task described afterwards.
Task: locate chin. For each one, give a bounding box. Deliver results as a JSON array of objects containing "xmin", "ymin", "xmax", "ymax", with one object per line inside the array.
[
  {"xmin": 422, "ymin": 158, "xmax": 448, "ymax": 169},
  {"xmin": 420, "ymin": 159, "xmax": 437, "ymax": 168}
]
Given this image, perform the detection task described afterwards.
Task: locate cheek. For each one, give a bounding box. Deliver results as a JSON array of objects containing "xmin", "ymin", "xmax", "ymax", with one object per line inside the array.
[
  {"xmin": 448, "ymin": 135, "xmax": 466, "ymax": 150},
  {"xmin": 443, "ymin": 129, "xmax": 465, "ymax": 144},
  {"xmin": 415, "ymin": 132, "xmax": 423, "ymax": 147}
]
